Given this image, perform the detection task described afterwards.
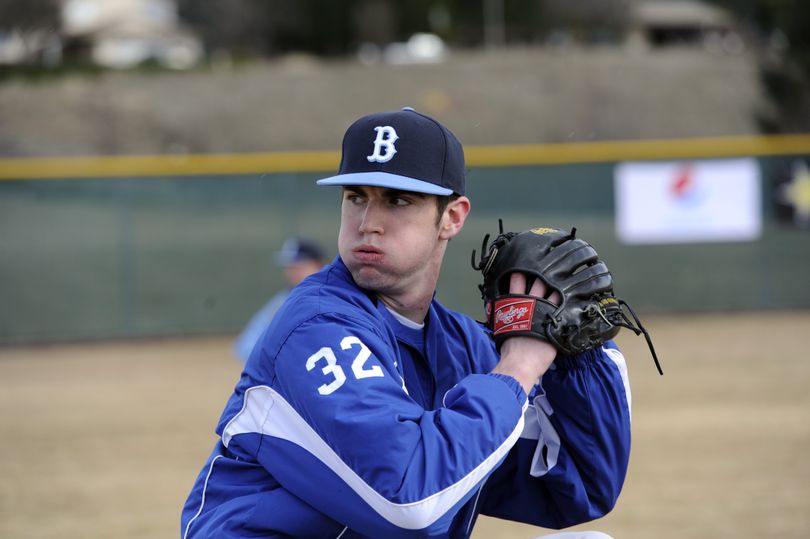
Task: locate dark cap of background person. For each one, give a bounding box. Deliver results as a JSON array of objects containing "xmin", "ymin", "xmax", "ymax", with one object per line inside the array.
[
  {"xmin": 316, "ymin": 107, "xmax": 465, "ymax": 196},
  {"xmin": 274, "ymin": 238, "xmax": 325, "ymax": 266}
]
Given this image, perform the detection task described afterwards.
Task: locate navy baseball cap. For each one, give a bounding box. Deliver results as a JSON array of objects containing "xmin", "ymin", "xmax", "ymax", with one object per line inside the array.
[
  {"xmin": 274, "ymin": 238, "xmax": 324, "ymax": 266},
  {"xmin": 317, "ymin": 107, "xmax": 465, "ymax": 196}
]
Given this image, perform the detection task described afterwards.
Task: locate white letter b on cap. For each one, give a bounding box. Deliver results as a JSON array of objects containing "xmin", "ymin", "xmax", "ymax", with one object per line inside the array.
[{"xmin": 367, "ymin": 126, "xmax": 399, "ymax": 163}]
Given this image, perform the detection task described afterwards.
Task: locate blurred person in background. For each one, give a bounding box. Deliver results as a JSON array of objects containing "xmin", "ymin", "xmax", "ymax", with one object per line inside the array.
[{"xmin": 233, "ymin": 237, "xmax": 325, "ymax": 363}]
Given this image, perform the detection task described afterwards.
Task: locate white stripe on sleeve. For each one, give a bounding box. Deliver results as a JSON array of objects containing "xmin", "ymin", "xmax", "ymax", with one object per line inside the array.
[
  {"xmin": 603, "ymin": 346, "xmax": 632, "ymax": 420},
  {"xmin": 221, "ymin": 385, "xmax": 526, "ymax": 530}
]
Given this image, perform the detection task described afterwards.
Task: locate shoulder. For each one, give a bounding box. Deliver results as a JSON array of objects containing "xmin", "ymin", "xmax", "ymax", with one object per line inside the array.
[
  {"xmin": 285, "ymin": 261, "xmax": 381, "ymax": 327},
  {"xmin": 254, "ymin": 260, "xmax": 394, "ymax": 361}
]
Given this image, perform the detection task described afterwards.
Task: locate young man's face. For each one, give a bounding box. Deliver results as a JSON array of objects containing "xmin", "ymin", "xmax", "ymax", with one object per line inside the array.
[{"xmin": 338, "ymin": 186, "xmax": 448, "ymax": 296}]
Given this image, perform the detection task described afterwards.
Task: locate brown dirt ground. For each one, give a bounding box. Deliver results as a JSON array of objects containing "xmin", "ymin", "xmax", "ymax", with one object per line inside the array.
[{"xmin": 1, "ymin": 311, "xmax": 808, "ymax": 539}]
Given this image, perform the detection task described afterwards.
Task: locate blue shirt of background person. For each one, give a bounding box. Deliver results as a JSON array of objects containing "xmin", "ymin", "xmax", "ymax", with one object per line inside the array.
[{"xmin": 232, "ymin": 238, "xmax": 325, "ymax": 362}]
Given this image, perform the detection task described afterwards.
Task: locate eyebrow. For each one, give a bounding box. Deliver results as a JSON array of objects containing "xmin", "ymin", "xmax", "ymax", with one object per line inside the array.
[
  {"xmin": 385, "ymin": 189, "xmax": 426, "ymax": 199},
  {"xmin": 342, "ymin": 186, "xmax": 427, "ymax": 199},
  {"xmin": 343, "ymin": 186, "xmax": 366, "ymax": 195}
]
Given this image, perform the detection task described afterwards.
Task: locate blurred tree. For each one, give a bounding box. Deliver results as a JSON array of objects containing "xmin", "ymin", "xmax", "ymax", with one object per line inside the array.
[
  {"xmin": 539, "ymin": 0, "xmax": 630, "ymax": 44},
  {"xmin": 352, "ymin": 0, "xmax": 397, "ymax": 46},
  {"xmin": 177, "ymin": 0, "xmax": 356, "ymax": 57},
  {"xmin": 0, "ymin": 0, "xmax": 60, "ymax": 31},
  {"xmin": 175, "ymin": 0, "xmax": 568, "ymax": 56},
  {"xmin": 176, "ymin": 0, "xmax": 277, "ymax": 57},
  {"xmin": 289, "ymin": 0, "xmax": 353, "ymax": 55},
  {"xmin": 0, "ymin": 0, "xmax": 60, "ymax": 62},
  {"xmin": 710, "ymin": 0, "xmax": 810, "ymax": 132}
]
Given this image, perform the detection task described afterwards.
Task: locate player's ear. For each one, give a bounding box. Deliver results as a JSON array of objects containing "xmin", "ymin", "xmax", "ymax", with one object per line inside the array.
[{"xmin": 439, "ymin": 196, "xmax": 470, "ymax": 240}]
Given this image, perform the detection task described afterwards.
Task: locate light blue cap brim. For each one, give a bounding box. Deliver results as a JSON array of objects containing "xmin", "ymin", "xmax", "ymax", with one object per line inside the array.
[{"xmin": 316, "ymin": 172, "xmax": 453, "ymax": 196}]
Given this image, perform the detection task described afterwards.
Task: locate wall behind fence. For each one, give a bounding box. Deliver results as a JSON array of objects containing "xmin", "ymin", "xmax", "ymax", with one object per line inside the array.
[{"xmin": 1, "ymin": 136, "xmax": 809, "ymax": 344}]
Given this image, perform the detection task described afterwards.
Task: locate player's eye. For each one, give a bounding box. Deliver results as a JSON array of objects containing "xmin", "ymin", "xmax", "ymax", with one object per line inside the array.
[
  {"xmin": 344, "ymin": 193, "xmax": 365, "ymax": 205},
  {"xmin": 389, "ymin": 196, "xmax": 410, "ymax": 207}
]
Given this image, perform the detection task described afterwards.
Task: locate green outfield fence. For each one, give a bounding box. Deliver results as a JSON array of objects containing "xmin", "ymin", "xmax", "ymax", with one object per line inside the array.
[{"xmin": 1, "ymin": 134, "xmax": 809, "ymax": 344}]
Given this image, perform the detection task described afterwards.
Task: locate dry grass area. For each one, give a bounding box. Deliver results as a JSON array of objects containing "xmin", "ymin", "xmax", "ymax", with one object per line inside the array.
[{"xmin": 1, "ymin": 312, "xmax": 808, "ymax": 539}]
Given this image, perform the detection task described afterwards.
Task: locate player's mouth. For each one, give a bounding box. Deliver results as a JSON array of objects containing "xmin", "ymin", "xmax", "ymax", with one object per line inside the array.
[{"xmin": 353, "ymin": 245, "xmax": 384, "ymax": 263}]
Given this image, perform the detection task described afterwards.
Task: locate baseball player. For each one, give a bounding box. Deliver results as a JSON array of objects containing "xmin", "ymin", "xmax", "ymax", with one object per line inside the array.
[{"xmin": 181, "ymin": 108, "xmax": 633, "ymax": 538}]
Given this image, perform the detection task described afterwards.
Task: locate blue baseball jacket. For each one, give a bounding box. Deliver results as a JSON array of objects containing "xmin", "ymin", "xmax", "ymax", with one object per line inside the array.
[{"xmin": 181, "ymin": 257, "xmax": 632, "ymax": 538}]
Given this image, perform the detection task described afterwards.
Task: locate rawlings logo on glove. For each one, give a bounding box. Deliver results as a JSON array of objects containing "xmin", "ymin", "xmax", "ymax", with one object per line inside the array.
[
  {"xmin": 472, "ymin": 221, "xmax": 663, "ymax": 374},
  {"xmin": 493, "ymin": 299, "xmax": 535, "ymax": 333}
]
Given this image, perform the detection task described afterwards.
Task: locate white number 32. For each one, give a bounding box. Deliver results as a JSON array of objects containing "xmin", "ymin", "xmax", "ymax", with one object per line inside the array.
[{"xmin": 305, "ymin": 336, "xmax": 383, "ymax": 395}]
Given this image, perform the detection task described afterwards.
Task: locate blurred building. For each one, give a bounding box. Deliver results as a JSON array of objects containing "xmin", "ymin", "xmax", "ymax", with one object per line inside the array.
[{"xmin": 60, "ymin": 0, "xmax": 202, "ymax": 69}]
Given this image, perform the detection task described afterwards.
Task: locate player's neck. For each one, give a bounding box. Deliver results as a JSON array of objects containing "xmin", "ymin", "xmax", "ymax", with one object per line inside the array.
[
  {"xmin": 377, "ymin": 292, "xmax": 432, "ymax": 325},
  {"xmin": 379, "ymin": 250, "xmax": 445, "ymax": 323}
]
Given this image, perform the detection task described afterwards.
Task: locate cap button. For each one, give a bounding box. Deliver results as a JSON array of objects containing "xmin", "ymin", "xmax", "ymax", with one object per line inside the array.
[{"xmin": 401, "ymin": 106, "xmax": 415, "ymax": 112}]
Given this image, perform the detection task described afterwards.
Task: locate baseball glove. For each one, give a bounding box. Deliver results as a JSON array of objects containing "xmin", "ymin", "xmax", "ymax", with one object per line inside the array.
[{"xmin": 471, "ymin": 222, "xmax": 662, "ymax": 374}]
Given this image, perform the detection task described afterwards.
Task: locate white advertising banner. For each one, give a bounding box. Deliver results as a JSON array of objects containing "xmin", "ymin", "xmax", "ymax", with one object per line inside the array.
[{"xmin": 614, "ymin": 158, "xmax": 761, "ymax": 244}]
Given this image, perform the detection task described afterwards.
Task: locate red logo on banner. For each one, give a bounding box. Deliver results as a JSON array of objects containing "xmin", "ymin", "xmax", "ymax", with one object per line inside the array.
[{"xmin": 493, "ymin": 299, "xmax": 535, "ymax": 336}]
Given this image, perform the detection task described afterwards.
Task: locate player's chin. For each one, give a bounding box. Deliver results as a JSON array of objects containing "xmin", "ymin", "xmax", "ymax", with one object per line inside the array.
[{"xmin": 349, "ymin": 264, "xmax": 392, "ymax": 291}]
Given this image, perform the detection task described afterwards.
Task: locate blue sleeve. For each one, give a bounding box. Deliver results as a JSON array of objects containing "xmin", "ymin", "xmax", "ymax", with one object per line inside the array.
[
  {"xmin": 221, "ymin": 314, "xmax": 529, "ymax": 537},
  {"xmin": 479, "ymin": 342, "xmax": 632, "ymax": 529}
]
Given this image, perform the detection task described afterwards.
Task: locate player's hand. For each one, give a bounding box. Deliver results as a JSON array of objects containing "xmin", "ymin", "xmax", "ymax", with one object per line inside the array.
[
  {"xmin": 491, "ymin": 273, "xmax": 559, "ymax": 395},
  {"xmin": 507, "ymin": 272, "xmax": 562, "ymax": 305}
]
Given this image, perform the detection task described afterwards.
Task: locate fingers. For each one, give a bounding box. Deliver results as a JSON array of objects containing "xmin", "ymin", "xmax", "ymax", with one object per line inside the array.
[
  {"xmin": 509, "ymin": 272, "xmax": 527, "ymax": 295},
  {"xmin": 528, "ymin": 277, "xmax": 545, "ymax": 297},
  {"xmin": 508, "ymin": 272, "xmax": 561, "ymax": 305},
  {"xmin": 509, "ymin": 272, "xmax": 546, "ymax": 296}
]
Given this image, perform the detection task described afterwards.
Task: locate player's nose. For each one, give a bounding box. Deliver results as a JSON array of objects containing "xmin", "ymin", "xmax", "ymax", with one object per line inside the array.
[{"xmin": 358, "ymin": 201, "xmax": 385, "ymax": 235}]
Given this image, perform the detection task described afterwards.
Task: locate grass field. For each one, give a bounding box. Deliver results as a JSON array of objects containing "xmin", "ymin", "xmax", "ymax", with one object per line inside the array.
[{"xmin": 1, "ymin": 312, "xmax": 808, "ymax": 539}]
